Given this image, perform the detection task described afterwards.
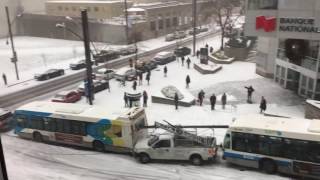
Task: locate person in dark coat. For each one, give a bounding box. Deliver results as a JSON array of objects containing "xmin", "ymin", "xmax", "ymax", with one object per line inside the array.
[
  {"xmin": 132, "ymin": 80, "xmax": 137, "ymax": 90},
  {"xmin": 210, "ymin": 94, "xmax": 216, "ymax": 110},
  {"xmin": 186, "ymin": 75, "xmax": 191, "ymax": 88},
  {"xmin": 143, "ymin": 90, "xmax": 148, "ymax": 107},
  {"xmin": 210, "ymin": 47, "xmax": 213, "ymax": 53},
  {"xmin": 181, "ymin": 56, "xmax": 185, "ymax": 66},
  {"xmin": 260, "ymin": 96, "xmax": 267, "ymax": 113},
  {"xmin": 129, "ymin": 58, "xmax": 133, "ymax": 68},
  {"xmin": 146, "ymin": 72, "xmax": 150, "ymax": 85},
  {"xmin": 221, "ymin": 93, "xmax": 227, "ymax": 109},
  {"xmin": 198, "ymin": 90, "xmax": 205, "ymax": 106},
  {"xmin": 164, "ymin": 66, "xmax": 168, "ymax": 77},
  {"xmin": 124, "ymin": 92, "xmax": 128, "ymax": 107},
  {"xmin": 2, "ymin": 73, "xmax": 7, "ymax": 86},
  {"xmin": 138, "ymin": 72, "xmax": 143, "ymax": 85},
  {"xmin": 245, "ymin": 86, "xmax": 254, "ymax": 103},
  {"xmin": 186, "ymin": 57, "xmax": 191, "ymax": 69},
  {"xmin": 174, "ymin": 92, "xmax": 179, "ymax": 110},
  {"xmin": 196, "ymin": 50, "xmax": 200, "ymax": 58},
  {"xmin": 205, "ymin": 43, "xmax": 209, "ymax": 48}
]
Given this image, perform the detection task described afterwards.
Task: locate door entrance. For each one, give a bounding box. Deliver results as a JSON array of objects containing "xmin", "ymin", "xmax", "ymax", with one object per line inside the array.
[{"xmin": 286, "ymin": 68, "xmax": 300, "ymax": 93}]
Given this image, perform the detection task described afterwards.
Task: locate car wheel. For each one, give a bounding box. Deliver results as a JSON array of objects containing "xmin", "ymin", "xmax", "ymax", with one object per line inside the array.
[
  {"xmin": 33, "ymin": 132, "xmax": 43, "ymax": 142},
  {"xmin": 261, "ymin": 159, "xmax": 277, "ymax": 174},
  {"xmin": 190, "ymin": 154, "xmax": 203, "ymax": 166},
  {"xmin": 93, "ymin": 140, "xmax": 105, "ymax": 152},
  {"xmin": 139, "ymin": 153, "xmax": 150, "ymax": 164}
]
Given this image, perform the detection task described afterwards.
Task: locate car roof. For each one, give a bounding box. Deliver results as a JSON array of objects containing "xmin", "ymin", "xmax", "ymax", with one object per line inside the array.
[
  {"xmin": 56, "ymin": 90, "xmax": 75, "ymax": 96},
  {"xmin": 156, "ymin": 51, "xmax": 172, "ymax": 56},
  {"xmin": 115, "ymin": 67, "xmax": 134, "ymax": 75}
]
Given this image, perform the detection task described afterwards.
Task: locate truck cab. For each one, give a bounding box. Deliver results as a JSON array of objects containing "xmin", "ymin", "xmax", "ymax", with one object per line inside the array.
[{"xmin": 134, "ymin": 133, "xmax": 217, "ymax": 165}]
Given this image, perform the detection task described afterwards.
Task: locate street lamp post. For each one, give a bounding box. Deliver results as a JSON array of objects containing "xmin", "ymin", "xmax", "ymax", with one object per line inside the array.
[
  {"xmin": 192, "ymin": 0, "xmax": 197, "ymax": 56},
  {"xmin": 5, "ymin": 6, "xmax": 20, "ymax": 80},
  {"xmin": 81, "ymin": 9, "xmax": 94, "ymax": 105}
]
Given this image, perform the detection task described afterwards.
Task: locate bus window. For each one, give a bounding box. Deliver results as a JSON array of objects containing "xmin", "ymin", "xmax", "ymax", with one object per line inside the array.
[
  {"xmin": 16, "ymin": 115, "xmax": 27, "ymax": 128},
  {"xmin": 30, "ymin": 116, "xmax": 44, "ymax": 130},
  {"xmin": 232, "ymin": 132, "xmax": 246, "ymax": 151},
  {"xmin": 63, "ymin": 120, "xmax": 71, "ymax": 134},
  {"xmin": 71, "ymin": 121, "xmax": 81, "ymax": 135},
  {"xmin": 223, "ymin": 133, "xmax": 231, "ymax": 149},
  {"xmin": 79, "ymin": 122, "xmax": 86, "ymax": 136}
]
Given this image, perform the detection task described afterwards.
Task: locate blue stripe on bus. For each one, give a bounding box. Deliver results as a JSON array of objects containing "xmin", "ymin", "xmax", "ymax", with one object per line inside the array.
[
  {"xmin": 224, "ymin": 151, "xmax": 291, "ymax": 166},
  {"xmin": 15, "ymin": 110, "xmax": 52, "ymax": 117},
  {"xmin": 87, "ymin": 119, "xmax": 113, "ymax": 145}
]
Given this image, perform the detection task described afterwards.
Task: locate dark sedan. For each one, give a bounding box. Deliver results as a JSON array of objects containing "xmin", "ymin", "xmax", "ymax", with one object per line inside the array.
[
  {"xmin": 69, "ymin": 59, "xmax": 96, "ymax": 70},
  {"xmin": 0, "ymin": 108, "xmax": 12, "ymax": 132},
  {"xmin": 136, "ymin": 60, "xmax": 158, "ymax": 73},
  {"xmin": 174, "ymin": 47, "xmax": 191, "ymax": 57},
  {"xmin": 77, "ymin": 79, "xmax": 109, "ymax": 95},
  {"xmin": 34, "ymin": 69, "xmax": 65, "ymax": 81},
  {"xmin": 93, "ymin": 50, "xmax": 120, "ymax": 63}
]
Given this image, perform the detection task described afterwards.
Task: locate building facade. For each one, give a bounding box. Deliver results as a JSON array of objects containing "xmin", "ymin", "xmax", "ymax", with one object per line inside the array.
[{"xmin": 245, "ymin": 0, "xmax": 320, "ymax": 100}]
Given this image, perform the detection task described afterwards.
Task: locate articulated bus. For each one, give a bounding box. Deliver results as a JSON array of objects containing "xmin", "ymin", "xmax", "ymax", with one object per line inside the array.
[
  {"xmin": 13, "ymin": 101, "xmax": 148, "ymax": 153},
  {"xmin": 223, "ymin": 115, "xmax": 320, "ymax": 179}
]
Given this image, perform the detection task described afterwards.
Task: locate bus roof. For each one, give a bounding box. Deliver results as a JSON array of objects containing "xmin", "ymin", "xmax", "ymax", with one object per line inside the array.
[
  {"xmin": 15, "ymin": 101, "xmax": 144, "ymax": 123},
  {"xmin": 229, "ymin": 115, "xmax": 320, "ymax": 142}
]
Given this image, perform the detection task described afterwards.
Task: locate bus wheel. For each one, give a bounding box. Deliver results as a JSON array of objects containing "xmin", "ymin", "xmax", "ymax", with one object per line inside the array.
[
  {"xmin": 139, "ymin": 153, "xmax": 150, "ymax": 164},
  {"xmin": 261, "ymin": 159, "xmax": 277, "ymax": 174},
  {"xmin": 190, "ymin": 154, "xmax": 203, "ymax": 166},
  {"xmin": 33, "ymin": 132, "xmax": 43, "ymax": 142},
  {"xmin": 93, "ymin": 141, "xmax": 105, "ymax": 152}
]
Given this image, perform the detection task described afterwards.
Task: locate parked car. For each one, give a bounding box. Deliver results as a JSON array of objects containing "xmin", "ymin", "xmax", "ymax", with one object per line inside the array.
[
  {"xmin": 77, "ymin": 79, "xmax": 109, "ymax": 95},
  {"xmin": 135, "ymin": 60, "xmax": 158, "ymax": 73},
  {"xmin": 69, "ymin": 59, "xmax": 95, "ymax": 70},
  {"xmin": 165, "ymin": 34, "xmax": 176, "ymax": 41},
  {"xmin": 0, "ymin": 108, "xmax": 12, "ymax": 132},
  {"xmin": 188, "ymin": 28, "xmax": 201, "ymax": 35},
  {"xmin": 95, "ymin": 68, "xmax": 115, "ymax": 80},
  {"xmin": 34, "ymin": 69, "xmax": 65, "ymax": 81},
  {"xmin": 153, "ymin": 51, "xmax": 176, "ymax": 65},
  {"xmin": 119, "ymin": 45, "xmax": 137, "ymax": 55},
  {"xmin": 174, "ymin": 31, "xmax": 187, "ymax": 39},
  {"xmin": 51, "ymin": 90, "xmax": 82, "ymax": 103},
  {"xmin": 114, "ymin": 67, "xmax": 137, "ymax": 81},
  {"xmin": 93, "ymin": 50, "xmax": 120, "ymax": 63},
  {"xmin": 174, "ymin": 46, "xmax": 191, "ymax": 57},
  {"xmin": 199, "ymin": 27, "xmax": 209, "ymax": 32}
]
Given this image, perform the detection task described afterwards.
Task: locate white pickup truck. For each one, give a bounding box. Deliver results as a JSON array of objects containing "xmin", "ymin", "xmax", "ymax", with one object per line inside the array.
[{"xmin": 134, "ymin": 133, "xmax": 217, "ymax": 165}]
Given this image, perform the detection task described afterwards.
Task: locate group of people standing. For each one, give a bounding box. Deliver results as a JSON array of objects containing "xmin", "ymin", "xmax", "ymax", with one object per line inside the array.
[
  {"xmin": 197, "ymin": 90, "xmax": 227, "ymax": 110},
  {"xmin": 124, "ymin": 90, "xmax": 149, "ymax": 108}
]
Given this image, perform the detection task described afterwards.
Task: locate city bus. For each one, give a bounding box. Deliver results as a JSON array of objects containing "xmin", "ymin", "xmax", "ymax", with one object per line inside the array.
[
  {"xmin": 222, "ymin": 115, "xmax": 320, "ymax": 179},
  {"xmin": 13, "ymin": 101, "xmax": 148, "ymax": 153}
]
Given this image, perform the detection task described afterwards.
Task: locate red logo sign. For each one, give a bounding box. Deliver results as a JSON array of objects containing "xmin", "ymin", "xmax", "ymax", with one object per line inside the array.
[{"xmin": 256, "ymin": 16, "xmax": 276, "ymax": 32}]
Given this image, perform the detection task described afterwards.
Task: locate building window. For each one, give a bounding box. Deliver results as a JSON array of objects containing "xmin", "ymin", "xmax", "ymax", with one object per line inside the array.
[
  {"xmin": 178, "ymin": 16, "xmax": 182, "ymax": 26},
  {"xmin": 150, "ymin": 21, "xmax": 156, "ymax": 31},
  {"xmin": 158, "ymin": 19, "xmax": 164, "ymax": 30},
  {"xmin": 65, "ymin": 7, "xmax": 69, "ymax": 11},
  {"xmin": 87, "ymin": 7, "xmax": 91, "ymax": 12},
  {"xmin": 94, "ymin": 7, "xmax": 99, "ymax": 12},
  {"xmin": 173, "ymin": 17, "xmax": 178, "ymax": 26},
  {"xmin": 72, "ymin": 7, "xmax": 76, "ymax": 11},
  {"xmin": 248, "ymin": 0, "xmax": 278, "ymax": 10},
  {"xmin": 58, "ymin": 6, "xmax": 62, "ymax": 11},
  {"xmin": 166, "ymin": 18, "xmax": 170, "ymax": 28}
]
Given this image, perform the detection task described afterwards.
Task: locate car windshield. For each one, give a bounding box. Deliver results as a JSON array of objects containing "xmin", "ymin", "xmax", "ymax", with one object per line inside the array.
[{"xmin": 147, "ymin": 135, "xmax": 159, "ymax": 146}]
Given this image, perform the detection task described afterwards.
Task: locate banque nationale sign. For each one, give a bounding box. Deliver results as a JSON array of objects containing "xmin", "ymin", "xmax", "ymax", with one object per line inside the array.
[{"xmin": 279, "ymin": 18, "xmax": 320, "ymax": 33}]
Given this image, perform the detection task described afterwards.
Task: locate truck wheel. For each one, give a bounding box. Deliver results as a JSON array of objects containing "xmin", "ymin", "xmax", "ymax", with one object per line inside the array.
[
  {"xmin": 93, "ymin": 141, "xmax": 105, "ymax": 152},
  {"xmin": 190, "ymin": 155, "xmax": 203, "ymax": 166},
  {"xmin": 33, "ymin": 132, "xmax": 43, "ymax": 142},
  {"xmin": 260, "ymin": 159, "xmax": 277, "ymax": 174},
  {"xmin": 139, "ymin": 153, "xmax": 150, "ymax": 164}
]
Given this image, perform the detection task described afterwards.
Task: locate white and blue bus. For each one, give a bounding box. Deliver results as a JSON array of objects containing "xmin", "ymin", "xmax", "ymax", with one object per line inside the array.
[
  {"xmin": 13, "ymin": 101, "xmax": 148, "ymax": 153},
  {"xmin": 223, "ymin": 115, "xmax": 320, "ymax": 179}
]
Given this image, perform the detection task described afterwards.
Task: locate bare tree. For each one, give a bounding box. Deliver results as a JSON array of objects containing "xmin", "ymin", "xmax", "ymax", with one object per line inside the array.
[{"xmin": 210, "ymin": 0, "xmax": 242, "ymax": 51}]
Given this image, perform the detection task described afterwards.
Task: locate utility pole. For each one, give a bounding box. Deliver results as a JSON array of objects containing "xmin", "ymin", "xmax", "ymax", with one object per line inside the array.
[
  {"xmin": 124, "ymin": 0, "xmax": 129, "ymax": 44},
  {"xmin": 192, "ymin": 0, "xmax": 197, "ymax": 56},
  {"xmin": 5, "ymin": 6, "xmax": 20, "ymax": 80},
  {"xmin": 81, "ymin": 9, "xmax": 94, "ymax": 105}
]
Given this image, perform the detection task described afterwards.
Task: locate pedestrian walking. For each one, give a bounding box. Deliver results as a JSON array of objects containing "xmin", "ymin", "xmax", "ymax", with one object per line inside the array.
[
  {"xmin": 106, "ymin": 80, "xmax": 110, "ymax": 92},
  {"xmin": 198, "ymin": 90, "xmax": 205, "ymax": 106},
  {"xmin": 186, "ymin": 57, "xmax": 191, "ymax": 69},
  {"xmin": 124, "ymin": 92, "xmax": 128, "ymax": 107},
  {"xmin": 138, "ymin": 72, "xmax": 143, "ymax": 85},
  {"xmin": 2, "ymin": 73, "xmax": 7, "ymax": 86},
  {"xmin": 260, "ymin": 96, "xmax": 267, "ymax": 113},
  {"xmin": 146, "ymin": 71, "xmax": 150, "ymax": 85},
  {"xmin": 164, "ymin": 66, "xmax": 168, "ymax": 77},
  {"xmin": 129, "ymin": 58, "xmax": 133, "ymax": 68},
  {"xmin": 186, "ymin": 75, "xmax": 191, "ymax": 88},
  {"xmin": 143, "ymin": 90, "xmax": 148, "ymax": 107},
  {"xmin": 221, "ymin": 93, "xmax": 227, "ymax": 109},
  {"xmin": 245, "ymin": 85, "xmax": 255, "ymax": 103},
  {"xmin": 210, "ymin": 47, "xmax": 213, "ymax": 53},
  {"xmin": 132, "ymin": 80, "xmax": 137, "ymax": 90},
  {"xmin": 205, "ymin": 43, "xmax": 209, "ymax": 48},
  {"xmin": 196, "ymin": 50, "xmax": 200, "ymax": 58},
  {"xmin": 174, "ymin": 92, "xmax": 179, "ymax": 110},
  {"xmin": 181, "ymin": 56, "xmax": 185, "ymax": 66},
  {"xmin": 210, "ymin": 94, "xmax": 216, "ymax": 110}
]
